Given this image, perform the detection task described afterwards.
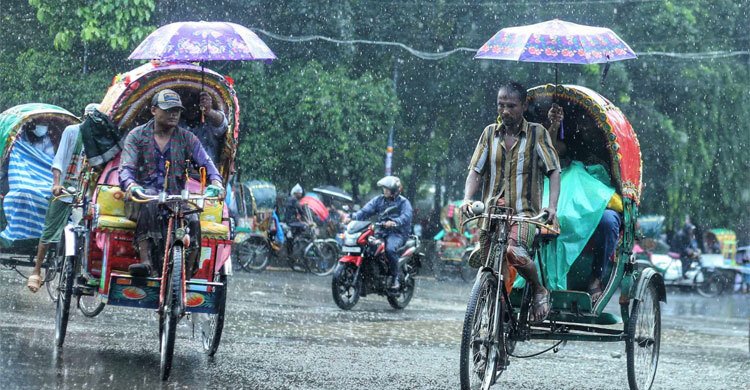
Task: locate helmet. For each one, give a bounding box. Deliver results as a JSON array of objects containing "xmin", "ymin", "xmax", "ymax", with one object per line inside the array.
[
  {"xmin": 377, "ymin": 176, "xmax": 401, "ymax": 196},
  {"xmin": 290, "ymin": 183, "xmax": 304, "ymax": 196}
]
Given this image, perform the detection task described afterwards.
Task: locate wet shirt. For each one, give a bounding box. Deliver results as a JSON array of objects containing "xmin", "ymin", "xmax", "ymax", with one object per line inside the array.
[
  {"xmin": 51, "ymin": 124, "xmax": 85, "ymax": 203},
  {"xmin": 468, "ymin": 119, "xmax": 560, "ymax": 216},
  {"xmin": 352, "ymin": 195, "xmax": 413, "ymax": 236},
  {"xmin": 119, "ymin": 120, "xmax": 221, "ymax": 194},
  {"xmin": 184, "ymin": 111, "xmax": 228, "ymax": 166}
]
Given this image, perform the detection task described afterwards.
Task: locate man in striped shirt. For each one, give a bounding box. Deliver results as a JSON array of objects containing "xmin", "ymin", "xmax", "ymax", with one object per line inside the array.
[{"xmin": 461, "ymin": 81, "xmax": 561, "ymax": 323}]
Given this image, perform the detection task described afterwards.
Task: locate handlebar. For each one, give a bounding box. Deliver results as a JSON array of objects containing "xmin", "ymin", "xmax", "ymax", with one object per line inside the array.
[
  {"xmin": 130, "ymin": 189, "xmax": 221, "ymax": 205},
  {"xmin": 462, "ymin": 201, "xmax": 554, "ymax": 231}
]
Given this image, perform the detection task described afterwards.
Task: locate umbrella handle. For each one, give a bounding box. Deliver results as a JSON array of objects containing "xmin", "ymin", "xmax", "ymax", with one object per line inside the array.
[{"xmin": 559, "ymin": 121, "xmax": 565, "ymax": 140}]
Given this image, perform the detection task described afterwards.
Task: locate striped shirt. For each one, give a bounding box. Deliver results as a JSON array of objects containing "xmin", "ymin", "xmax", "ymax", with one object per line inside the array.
[{"xmin": 468, "ymin": 119, "xmax": 560, "ymax": 216}]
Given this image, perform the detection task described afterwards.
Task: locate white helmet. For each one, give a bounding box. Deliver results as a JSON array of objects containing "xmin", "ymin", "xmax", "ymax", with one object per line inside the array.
[
  {"xmin": 377, "ymin": 176, "xmax": 401, "ymax": 196},
  {"xmin": 290, "ymin": 183, "xmax": 303, "ymax": 196}
]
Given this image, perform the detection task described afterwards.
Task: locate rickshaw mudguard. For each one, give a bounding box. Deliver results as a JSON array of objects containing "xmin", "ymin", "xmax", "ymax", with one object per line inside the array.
[{"xmin": 632, "ymin": 267, "xmax": 667, "ymax": 304}]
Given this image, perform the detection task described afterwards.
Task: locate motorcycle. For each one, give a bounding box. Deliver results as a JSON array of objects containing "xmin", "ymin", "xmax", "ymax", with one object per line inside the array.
[
  {"xmin": 636, "ymin": 250, "xmax": 732, "ymax": 297},
  {"xmin": 331, "ymin": 207, "xmax": 422, "ymax": 310}
]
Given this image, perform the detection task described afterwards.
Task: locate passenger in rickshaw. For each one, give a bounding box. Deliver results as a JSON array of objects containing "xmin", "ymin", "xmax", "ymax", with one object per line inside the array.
[
  {"xmin": 27, "ymin": 103, "xmax": 100, "ymax": 292},
  {"xmin": 548, "ymin": 108, "xmax": 623, "ymax": 302},
  {"xmin": 20, "ymin": 121, "xmax": 55, "ymax": 157},
  {"xmin": 119, "ymin": 89, "xmax": 224, "ymax": 277},
  {"xmin": 461, "ymin": 81, "xmax": 561, "ymax": 323},
  {"xmin": 180, "ymin": 91, "xmax": 228, "ymax": 165}
]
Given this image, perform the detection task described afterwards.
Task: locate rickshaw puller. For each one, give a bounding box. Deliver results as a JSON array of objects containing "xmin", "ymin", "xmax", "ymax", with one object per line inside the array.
[
  {"xmin": 27, "ymin": 103, "xmax": 100, "ymax": 293},
  {"xmin": 119, "ymin": 89, "xmax": 224, "ymax": 278},
  {"xmin": 461, "ymin": 81, "xmax": 561, "ymax": 323}
]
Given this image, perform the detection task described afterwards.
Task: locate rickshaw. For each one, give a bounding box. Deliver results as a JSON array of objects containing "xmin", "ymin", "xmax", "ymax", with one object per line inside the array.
[
  {"xmin": 231, "ymin": 179, "xmax": 280, "ymax": 272},
  {"xmin": 53, "ymin": 61, "xmax": 237, "ymax": 380},
  {"xmin": 0, "ymin": 103, "xmax": 79, "ymax": 299},
  {"xmin": 459, "ymin": 84, "xmax": 664, "ymax": 390},
  {"xmin": 433, "ymin": 200, "xmax": 477, "ymax": 282}
]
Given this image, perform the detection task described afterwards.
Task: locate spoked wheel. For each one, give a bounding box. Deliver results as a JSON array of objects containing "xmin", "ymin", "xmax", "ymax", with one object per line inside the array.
[
  {"xmin": 695, "ymin": 270, "xmax": 726, "ymax": 297},
  {"xmin": 54, "ymin": 255, "xmax": 76, "ymax": 347},
  {"xmin": 306, "ymin": 241, "xmax": 339, "ymax": 276},
  {"xmin": 331, "ymin": 263, "xmax": 360, "ymax": 310},
  {"xmin": 78, "ymin": 292, "xmax": 105, "ymax": 318},
  {"xmin": 387, "ymin": 273, "xmax": 416, "ymax": 310},
  {"xmin": 626, "ymin": 278, "xmax": 661, "ymax": 390},
  {"xmin": 46, "ymin": 248, "xmax": 65, "ymax": 302},
  {"xmin": 236, "ymin": 239, "xmax": 270, "ymax": 273},
  {"xmin": 460, "ymin": 271, "xmax": 505, "ymax": 390},
  {"xmin": 160, "ymin": 246, "xmax": 183, "ymax": 381},
  {"xmin": 201, "ymin": 272, "xmax": 227, "ymax": 356},
  {"xmin": 289, "ymin": 238, "xmax": 312, "ymax": 273}
]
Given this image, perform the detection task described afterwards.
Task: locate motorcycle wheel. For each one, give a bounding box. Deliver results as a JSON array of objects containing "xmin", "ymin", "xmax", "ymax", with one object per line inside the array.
[
  {"xmin": 387, "ymin": 274, "xmax": 415, "ymax": 310},
  {"xmin": 695, "ymin": 270, "xmax": 726, "ymax": 297},
  {"xmin": 332, "ymin": 263, "xmax": 360, "ymax": 310}
]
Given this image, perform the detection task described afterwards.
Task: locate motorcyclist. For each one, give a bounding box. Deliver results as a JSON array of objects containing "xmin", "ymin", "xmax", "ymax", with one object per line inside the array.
[
  {"xmin": 283, "ymin": 183, "xmax": 309, "ymax": 239},
  {"xmin": 347, "ymin": 176, "xmax": 413, "ymax": 290},
  {"xmin": 670, "ymin": 222, "xmax": 700, "ymax": 277}
]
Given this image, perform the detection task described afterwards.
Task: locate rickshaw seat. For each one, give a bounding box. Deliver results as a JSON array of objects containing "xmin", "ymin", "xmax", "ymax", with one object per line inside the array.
[
  {"xmin": 97, "ymin": 215, "xmax": 136, "ymax": 231},
  {"xmin": 200, "ymin": 221, "xmax": 229, "ymax": 238}
]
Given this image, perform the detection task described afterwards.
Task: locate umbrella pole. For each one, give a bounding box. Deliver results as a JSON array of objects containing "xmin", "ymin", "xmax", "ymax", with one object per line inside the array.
[
  {"xmin": 201, "ymin": 62, "xmax": 205, "ymax": 123},
  {"xmin": 554, "ymin": 63, "xmax": 564, "ymax": 140}
]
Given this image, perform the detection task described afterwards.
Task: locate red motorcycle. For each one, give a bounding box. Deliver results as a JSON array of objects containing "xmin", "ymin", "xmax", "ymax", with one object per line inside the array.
[{"xmin": 331, "ymin": 214, "xmax": 422, "ymax": 310}]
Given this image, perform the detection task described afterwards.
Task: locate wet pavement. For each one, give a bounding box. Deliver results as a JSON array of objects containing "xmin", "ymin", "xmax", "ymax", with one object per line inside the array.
[{"xmin": 0, "ymin": 267, "xmax": 748, "ymax": 389}]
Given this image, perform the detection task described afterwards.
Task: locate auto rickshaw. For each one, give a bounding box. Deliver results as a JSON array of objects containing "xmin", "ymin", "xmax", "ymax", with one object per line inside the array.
[
  {"xmin": 0, "ymin": 103, "xmax": 79, "ymax": 299},
  {"xmin": 52, "ymin": 61, "xmax": 237, "ymax": 379},
  {"xmin": 460, "ymin": 84, "xmax": 663, "ymax": 390}
]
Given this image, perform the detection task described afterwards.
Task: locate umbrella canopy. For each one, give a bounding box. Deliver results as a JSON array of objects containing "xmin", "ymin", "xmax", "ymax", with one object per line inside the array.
[
  {"xmin": 475, "ymin": 19, "xmax": 636, "ymax": 64},
  {"xmin": 299, "ymin": 196, "xmax": 329, "ymax": 222},
  {"xmin": 312, "ymin": 186, "xmax": 353, "ymax": 203},
  {"xmin": 128, "ymin": 21, "xmax": 276, "ymax": 61}
]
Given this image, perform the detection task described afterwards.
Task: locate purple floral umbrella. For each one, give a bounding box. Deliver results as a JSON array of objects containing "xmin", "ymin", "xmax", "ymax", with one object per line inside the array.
[
  {"xmin": 129, "ymin": 21, "xmax": 275, "ymax": 121},
  {"xmin": 475, "ymin": 19, "xmax": 636, "ymax": 137},
  {"xmin": 128, "ymin": 21, "xmax": 276, "ymax": 62}
]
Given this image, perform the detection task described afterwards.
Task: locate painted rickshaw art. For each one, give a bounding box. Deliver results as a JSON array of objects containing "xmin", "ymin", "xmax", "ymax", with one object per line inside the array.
[
  {"xmin": 0, "ymin": 104, "xmax": 79, "ymax": 284},
  {"xmin": 460, "ymin": 84, "xmax": 663, "ymax": 390},
  {"xmin": 53, "ymin": 61, "xmax": 239, "ymax": 380}
]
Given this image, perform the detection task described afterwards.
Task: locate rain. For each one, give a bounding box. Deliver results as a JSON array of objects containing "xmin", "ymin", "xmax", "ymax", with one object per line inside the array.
[{"xmin": 1, "ymin": 1, "xmax": 749, "ymax": 389}]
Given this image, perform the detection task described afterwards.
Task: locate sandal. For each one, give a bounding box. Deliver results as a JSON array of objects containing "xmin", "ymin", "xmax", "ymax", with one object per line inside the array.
[
  {"xmin": 530, "ymin": 289, "xmax": 550, "ymax": 323},
  {"xmin": 26, "ymin": 274, "xmax": 43, "ymax": 293}
]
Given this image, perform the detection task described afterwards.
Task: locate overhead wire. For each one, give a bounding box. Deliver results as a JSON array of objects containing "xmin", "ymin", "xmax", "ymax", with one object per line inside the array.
[{"xmin": 253, "ymin": 28, "xmax": 750, "ymax": 61}]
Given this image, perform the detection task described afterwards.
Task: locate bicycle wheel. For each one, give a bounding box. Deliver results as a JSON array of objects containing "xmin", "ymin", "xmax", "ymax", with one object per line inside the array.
[
  {"xmin": 236, "ymin": 238, "xmax": 270, "ymax": 273},
  {"xmin": 54, "ymin": 255, "xmax": 76, "ymax": 347},
  {"xmin": 460, "ymin": 271, "xmax": 502, "ymax": 390},
  {"xmin": 695, "ymin": 270, "xmax": 726, "ymax": 297},
  {"xmin": 160, "ymin": 246, "xmax": 182, "ymax": 381},
  {"xmin": 46, "ymin": 248, "xmax": 65, "ymax": 302},
  {"xmin": 307, "ymin": 241, "xmax": 339, "ymax": 276},
  {"xmin": 626, "ymin": 278, "xmax": 661, "ymax": 390},
  {"xmin": 201, "ymin": 272, "xmax": 227, "ymax": 356},
  {"xmin": 289, "ymin": 238, "xmax": 311, "ymax": 273}
]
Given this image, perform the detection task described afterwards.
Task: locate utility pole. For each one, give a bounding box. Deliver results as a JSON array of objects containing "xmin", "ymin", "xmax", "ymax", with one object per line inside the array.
[{"xmin": 385, "ymin": 57, "xmax": 400, "ymax": 176}]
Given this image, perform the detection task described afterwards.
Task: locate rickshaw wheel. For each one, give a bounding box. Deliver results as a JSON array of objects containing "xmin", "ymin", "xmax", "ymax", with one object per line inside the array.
[
  {"xmin": 46, "ymin": 249, "xmax": 65, "ymax": 302},
  {"xmin": 78, "ymin": 292, "xmax": 105, "ymax": 318},
  {"xmin": 236, "ymin": 239, "xmax": 270, "ymax": 273},
  {"xmin": 695, "ymin": 270, "xmax": 726, "ymax": 298},
  {"xmin": 160, "ymin": 246, "xmax": 182, "ymax": 381},
  {"xmin": 54, "ymin": 255, "xmax": 76, "ymax": 347},
  {"xmin": 201, "ymin": 272, "xmax": 227, "ymax": 356},
  {"xmin": 307, "ymin": 241, "xmax": 339, "ymax": 276},
  {"xmin": 460, "ymin": 271, "xmax": 504, "ymax": 390},
  {"xmin": 626, "ymin": 279, "xmax": 661, "ymax": 390}
]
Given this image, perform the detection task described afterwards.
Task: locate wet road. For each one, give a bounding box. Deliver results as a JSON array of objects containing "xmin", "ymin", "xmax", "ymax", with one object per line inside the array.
[{"xmin": 1, "ymin": 267, "xmax": 748, "ymax": 389}]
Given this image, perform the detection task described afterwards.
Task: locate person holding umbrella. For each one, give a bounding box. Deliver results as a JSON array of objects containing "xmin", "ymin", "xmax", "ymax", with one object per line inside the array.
[
  {"xmin": 461, "ymin": 81, "xmax": 561, "ymax": 323},
  {"xmin": 181, "ymin": 91, "xmax": 228, "ymax": 165}
]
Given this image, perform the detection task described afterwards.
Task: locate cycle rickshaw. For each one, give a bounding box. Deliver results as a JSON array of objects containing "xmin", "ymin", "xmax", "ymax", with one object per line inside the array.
[
  {"xmin": 460, "ymin": 84, "xmax": 664, "ymax": 390},
  {"xmin": 231, "ymin": 179, "xmax": 280, "ymax": 272},
  {"xmin": 0, "ymin": 103, "xmax": 79, "ymax": 298},
  {"xmin": 53, "ymin": 61, "xmax": 238, "ymax": 380}
]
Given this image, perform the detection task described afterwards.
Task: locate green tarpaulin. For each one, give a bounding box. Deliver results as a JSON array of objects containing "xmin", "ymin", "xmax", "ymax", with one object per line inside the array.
[{"xmin": 515, "ymin": 161, "xmax": 615, "ymax": 290}]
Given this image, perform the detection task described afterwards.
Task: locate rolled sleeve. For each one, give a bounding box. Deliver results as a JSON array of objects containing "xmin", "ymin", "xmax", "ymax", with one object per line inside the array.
[
  {"xmin": 118, "ymin": 131, "xmax": 139, "ymax": 190},
  {"xmin": 468, "ymin": 126, "xmax": 491, "ymax": 175},
  {"xmin": 535, "ymin": 127, "xmax": 561, "ymax": 175},
  {"xmin": 211, "ymin": 111, "xmax": 229, "ymax": 137}
]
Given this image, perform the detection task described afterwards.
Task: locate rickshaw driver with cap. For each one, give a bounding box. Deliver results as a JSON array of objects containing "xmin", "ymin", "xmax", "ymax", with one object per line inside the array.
[
  {"xmin": 119, "ymin": 89, "xmax": 224, "ymax": 277},
  {"xmin": 461, "ymin": 81, "xmax": 561, "ymax": 323},
  {"xmin": 27, "ymin": 103, "xmax": 101, "ymax": 292}
]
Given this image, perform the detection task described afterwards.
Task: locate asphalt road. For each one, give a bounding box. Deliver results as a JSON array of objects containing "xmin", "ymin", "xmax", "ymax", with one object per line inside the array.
[{"xmin": 0, "ymin": 267, "xmax": 748, "ymax": 389}]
